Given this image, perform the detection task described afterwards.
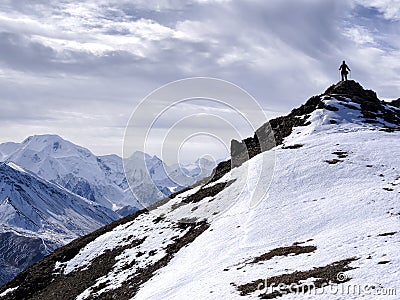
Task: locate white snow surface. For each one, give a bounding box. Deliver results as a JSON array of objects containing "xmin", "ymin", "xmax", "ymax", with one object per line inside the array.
[
  {"xmin": 49, "ymin": 96, "xmax": 399, "ymax": 299},
  {"xmin": 134, "ymin": 98, "xmax": 400, "ymax": 299},
  {"xmin": 6, "ymin": 162, "xmax": 26, "ymax": 173},
  {"xmin": 0, "ymin": 159, "xmax": 121, "ymax": 290},
  {"xmin": 0, "ymin": 287, "xmax": 18, "ymax": 297}
]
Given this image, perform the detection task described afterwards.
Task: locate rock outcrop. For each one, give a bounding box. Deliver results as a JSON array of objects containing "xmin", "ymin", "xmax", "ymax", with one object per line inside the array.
[{"xmin": 213, "ymin": 80, "xmax": 400, "ymax": 181}]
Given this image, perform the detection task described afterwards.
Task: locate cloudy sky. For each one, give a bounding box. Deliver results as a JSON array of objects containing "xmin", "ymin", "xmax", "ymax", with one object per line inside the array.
[{"xmin": 0, "ymin": 0, "xmax": 399, "ymax": 161}]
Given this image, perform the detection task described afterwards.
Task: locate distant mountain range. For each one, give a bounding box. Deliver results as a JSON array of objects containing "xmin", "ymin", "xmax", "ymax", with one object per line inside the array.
[
  {"xmin": 124, "ymin": 151, "xmax": 217, "ymax": 209},
  {"xmin": 0, "ymin": 134, "xmax": 216, "ymax": 214},
  {"xmin": 0, "ymin": 135, "xmax": 216, "ymax": 286}
]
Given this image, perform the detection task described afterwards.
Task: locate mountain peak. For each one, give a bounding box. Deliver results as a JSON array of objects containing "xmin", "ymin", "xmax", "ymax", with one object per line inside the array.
[
  {"xmin": 22, "ymin": 134, "xmax": 64, "ymax": 144},
  {"xmin": 17, "ymin": 134, "xmax": 94, "ymax": 158},
  {"xmin": 223, "ymin": 80, "xmax": 400, "ymax": 175},
  {"xmin": 324, "ymin": 80, "xmax": 379, "ymax": 103},
  {"xmin": 129, "ymin": 151, "xmax": 152, "ymax": 161}
]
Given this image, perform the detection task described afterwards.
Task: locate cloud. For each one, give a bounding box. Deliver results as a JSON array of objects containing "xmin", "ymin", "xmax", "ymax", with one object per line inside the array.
[
  {"xmin": 0, "ymin": 0, "xmax": 399, "ymax": 159},
  {"xmin": 356, "ymin": 0, "xmax": 400, "ymax": 20}
]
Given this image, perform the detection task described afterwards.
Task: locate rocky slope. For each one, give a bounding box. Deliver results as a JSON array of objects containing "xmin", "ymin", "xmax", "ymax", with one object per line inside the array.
[
  {"xmin": 390, "ymin": 98, "xmax": 400, "ymax": 108},
  {"xmin": 1, "ymin": 80, "xmax": 399, "ymax": 299}
]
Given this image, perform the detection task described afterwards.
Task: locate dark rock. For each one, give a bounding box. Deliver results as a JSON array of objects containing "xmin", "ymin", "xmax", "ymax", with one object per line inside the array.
[
  {"xmin": 181, "ymin": 180, "xmax": 235, "ymax": 204},
  {"xmin": 209, "ymin": 160, "xmax": 232, "ymax": 182},
  {"xmin": 391, "ymin": 98, "xmax": 400, "ymax": 108},
  {"xmin": 324, "ymin": 81, "xmax": 400, "ymax": 126},
  {"xmin": 228, "ymin": 95, "xmax": 324, "ymax": 170},
  {"xmin": 324, "ymin": 80, "xmax": 379, "ymax": 103},
  {"xmin": 281, "ymin": 144, "xmax": 304, "ymax": 149},
  {"xmin": 324, "ymin": 159, "xmax": 342, "ymax": 164},
  {"xmin": 324, "ymin": 105, "xmax": 339, "ymax": 111},
  {"xmin": 236, "ymin": 257, "xmax": 357, "ymax": 297}
]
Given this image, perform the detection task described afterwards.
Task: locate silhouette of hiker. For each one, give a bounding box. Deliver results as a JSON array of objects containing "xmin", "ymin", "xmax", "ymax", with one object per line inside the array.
[{"xmin": 339, "ymin": 60, "xmax": 351, "ymax": 81}]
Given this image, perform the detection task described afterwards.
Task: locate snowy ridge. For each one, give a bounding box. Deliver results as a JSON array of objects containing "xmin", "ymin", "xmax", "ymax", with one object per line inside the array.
[
  {"xmin": 310, "ymin": 95, "xmax": 399, "ymax": 129},
  {"xmin": 1, "ymin": 82, "xmax": 399, "ymax": 299},
  {"xmin": 5, "ymin": 162, "xmax": 26, "ymax": 174}
]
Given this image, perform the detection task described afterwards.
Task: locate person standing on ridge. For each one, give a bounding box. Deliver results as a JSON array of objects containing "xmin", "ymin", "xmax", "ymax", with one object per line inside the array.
[{"xmin": 339, "ymin": 60, "xmax": 351, "ymax": 81}]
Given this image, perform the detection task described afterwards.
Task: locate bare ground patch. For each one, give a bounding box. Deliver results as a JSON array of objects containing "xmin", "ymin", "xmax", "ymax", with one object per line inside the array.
[
  {"xmin": 332, "ymin": 151, "xmax": 348, "ymax": 159},
  {"xmin": 181, "ymin": 180, "xmax": 236, "ymax": 204},
  {"xmin": 230, "ymin": 244, "xmax": 316, "ymax": 272},
  {"xmin": 250, "ymin": 245, "xmax": 317, "ymax": 264},
  {"xmin": 377, "ymin": 232, "xmax": 397, "ymax": 237},
  {"xmin": 281, "ymin": 144, "xmax": 304, "ymax": 149},
  {"xmin": 95, "ymin": 221, "xmax": 210, "ymax": 299},
  {"xmin": 236, "ymin": 257, "xmax": 357, "ymax": 298},
  {"xmin": 324, "ymin": 159, "xmax": 342, "ymax": 164}
]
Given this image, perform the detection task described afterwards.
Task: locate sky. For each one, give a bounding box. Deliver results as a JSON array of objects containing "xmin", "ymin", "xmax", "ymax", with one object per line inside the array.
[{"xmin": 0, "ymin": 0, "xmax": 399, "ymax": 162}]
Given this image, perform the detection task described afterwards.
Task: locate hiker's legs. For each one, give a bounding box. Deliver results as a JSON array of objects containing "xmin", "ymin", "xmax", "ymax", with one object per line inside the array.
[{"xmin": 341, "ymin": 73, "xmax": 345, "ymax": 81}]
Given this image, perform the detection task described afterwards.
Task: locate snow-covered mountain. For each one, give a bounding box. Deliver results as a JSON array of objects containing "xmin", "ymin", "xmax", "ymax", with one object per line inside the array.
[
  {"xmin": 0, "ymin": 135, "xmax": 133, "ymax": 211},
  {"xmin": 0, "ymin": 135, "xmax": 216, "ymax": 214},
  {"xmin": 124, "ymin": 152, "xmax": 216, "ymax": 209},
  {"xmin": 0, "ymin": 162, "xmax": 119, "ymax": 287},
  {"xmin": 170, "ymin": 157, "xmax": 218, "ymax": 185},
  {"xmin": 1, "ymin": 81, "xmax": 399, "ymax": 299}
]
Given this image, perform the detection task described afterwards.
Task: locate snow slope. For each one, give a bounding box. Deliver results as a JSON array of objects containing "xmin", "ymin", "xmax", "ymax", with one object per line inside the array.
[
  {"xmin": 1, "ymin": 82, "xmax": 399, "ymax": 299},
  {"xmin": 136, "ymin": 111, "xmax": 400, "ymax": 299}
]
